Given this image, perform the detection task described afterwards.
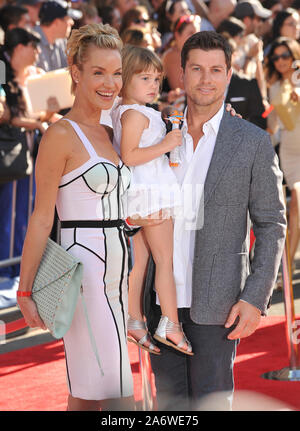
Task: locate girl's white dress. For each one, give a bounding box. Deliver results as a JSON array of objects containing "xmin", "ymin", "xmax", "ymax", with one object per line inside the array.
[{"xmin": 111, "ymin": 103, "xmax": 181, "ymax": 218}]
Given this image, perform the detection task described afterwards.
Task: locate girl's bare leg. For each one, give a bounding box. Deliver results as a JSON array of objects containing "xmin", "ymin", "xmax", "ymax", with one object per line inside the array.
[
  {"xmin": 128, "ymin": 230, "xmax": 150, "ymax": 321},
  {"xmin": 128, "ymin": 230, "xmax": 160, "ymax": 353},
  {"xmin": 143, "ymin": 217, "xmax": 188, "ymax": 349}
]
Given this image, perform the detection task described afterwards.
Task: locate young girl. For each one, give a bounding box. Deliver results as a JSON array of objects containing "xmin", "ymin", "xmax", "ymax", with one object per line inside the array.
[{"xmin": 111, "ymin": 45, "xmax": 193, "ymax": 355}]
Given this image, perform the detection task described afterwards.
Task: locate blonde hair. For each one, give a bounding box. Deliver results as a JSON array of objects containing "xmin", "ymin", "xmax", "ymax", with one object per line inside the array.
[
  {"xmin": 66, "ymin": 23, "xmax": 123, "ymax": 94},
  {"xmin": 121, "ymin": 45, "xmax": 163, "ymax": 96}
]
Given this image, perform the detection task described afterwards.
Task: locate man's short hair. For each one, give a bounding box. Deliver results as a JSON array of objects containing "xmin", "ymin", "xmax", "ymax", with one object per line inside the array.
[
  {"xmin": 0, "ymin": 4, "xmax": 28, "ymax": 33},
  {"xmin": 39, "ymin": 0, "xmax": 82, "ymax": 26},
  {"xmin": 181, "ymin": 31, "xmax": 232, "ymax": 71}
]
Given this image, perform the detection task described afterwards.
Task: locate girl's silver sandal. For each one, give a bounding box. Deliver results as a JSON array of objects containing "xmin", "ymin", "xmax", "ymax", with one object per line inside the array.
[
  {"xmin": 153, "ymin": 315, "xmax": 194, "ymax": 356},
  {"xmin": 127, "ymin": 316, "xmax": 161, "ymax": 355}
]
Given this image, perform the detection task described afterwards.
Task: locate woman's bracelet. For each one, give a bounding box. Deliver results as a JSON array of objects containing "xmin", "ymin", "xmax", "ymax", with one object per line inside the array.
[{"xmin": 16, "ymin": 290, "xmax": 32, "ymax": 297}]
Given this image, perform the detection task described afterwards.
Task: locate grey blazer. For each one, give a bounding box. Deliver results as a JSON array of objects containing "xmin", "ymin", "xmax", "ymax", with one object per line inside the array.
[{"xmin": 190, "ymin": 110, "xmax": 286, "ymax": 325}]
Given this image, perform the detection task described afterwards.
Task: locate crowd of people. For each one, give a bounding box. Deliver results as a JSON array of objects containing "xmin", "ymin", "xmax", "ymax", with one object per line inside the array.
[{"xmin": 0, "ymin": 0, "xmax": 296, "ymax": 412}]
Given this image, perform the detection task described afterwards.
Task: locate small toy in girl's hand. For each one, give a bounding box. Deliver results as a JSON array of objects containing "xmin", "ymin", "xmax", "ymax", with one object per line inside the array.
[{"xmin": 168, "ymin": 110, "xmax": 183, "ymax": 167}]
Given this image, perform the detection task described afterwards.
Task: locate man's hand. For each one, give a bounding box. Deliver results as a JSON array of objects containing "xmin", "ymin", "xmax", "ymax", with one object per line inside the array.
[{"xmin": 225, "ymin": 300, "xmax": 261, "ymax": 340}]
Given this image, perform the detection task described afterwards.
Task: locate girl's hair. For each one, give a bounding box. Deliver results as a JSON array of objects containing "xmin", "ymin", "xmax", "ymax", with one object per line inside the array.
[
  {"xmin": 121, "ymin": 45, "xmax": 163, "ymax": 95},
  {"xmin": 266, "ymin": 36, "xmax": 300, "ymax": 81},
  {"xmin": 66, "ymin": 22, "xmax": 123, "ymax": 94}
]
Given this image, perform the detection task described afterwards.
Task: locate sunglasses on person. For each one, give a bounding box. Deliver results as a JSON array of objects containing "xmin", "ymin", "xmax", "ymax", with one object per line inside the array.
[
  {"xmin": 133, "ymin": 18, "xmax": 149, "ymax": 24},
  {"xmin": 270, "ymin": 51, "xmax": 292, "ymax": 62}
]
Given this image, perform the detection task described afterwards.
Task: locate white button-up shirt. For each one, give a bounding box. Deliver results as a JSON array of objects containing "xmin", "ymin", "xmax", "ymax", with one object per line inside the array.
[{"xmin": 168, "ymin": 104, "xmax": 225, "ymax": 308}]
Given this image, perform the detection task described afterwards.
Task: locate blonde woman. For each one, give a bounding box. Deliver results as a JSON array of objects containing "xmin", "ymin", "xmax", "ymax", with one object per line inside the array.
[{"xmin": 16, "ymin": 23, "xmax": 135, "ymax": 411}]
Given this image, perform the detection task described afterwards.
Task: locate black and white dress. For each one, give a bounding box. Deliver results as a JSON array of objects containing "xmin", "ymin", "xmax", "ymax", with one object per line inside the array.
[{"xmin": 56, "ymin": 119, "xmax": 133, "ymax": 400}]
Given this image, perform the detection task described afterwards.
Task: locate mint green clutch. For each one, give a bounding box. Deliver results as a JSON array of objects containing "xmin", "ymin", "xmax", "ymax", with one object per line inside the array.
[
  {"xmin": 31, "ymin": 238, "xmax": 83, "ymax": 339},
  {"xmin": 31, "ymin": 238, "xmax": 104, "ymax": 375}
]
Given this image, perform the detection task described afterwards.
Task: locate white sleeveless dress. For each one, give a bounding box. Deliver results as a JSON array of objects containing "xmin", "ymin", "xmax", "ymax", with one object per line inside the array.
[
  {"xmin": 111, "ymin": 103, "xmax": 181, "ymax": 218},
  {"xmin": 56, "ymin": 119, "xmax": 133, "ymax": 400}
]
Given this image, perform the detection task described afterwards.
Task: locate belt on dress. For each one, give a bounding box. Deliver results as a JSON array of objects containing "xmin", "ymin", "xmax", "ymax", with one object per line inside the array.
[{"xmin": 60, "ymin": 220, "xmax": 125, "ymax": 229}]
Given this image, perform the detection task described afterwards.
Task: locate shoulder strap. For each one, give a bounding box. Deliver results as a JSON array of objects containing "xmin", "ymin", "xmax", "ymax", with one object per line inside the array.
[{"xmin": 62, "ymin": 118, "xmax": 98, "ymax": 158}]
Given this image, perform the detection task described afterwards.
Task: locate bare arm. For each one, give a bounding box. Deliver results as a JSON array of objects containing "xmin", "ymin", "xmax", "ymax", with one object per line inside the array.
[
  {"xmin": 17, "ymin": 121, "xmax": 71, "ymax": 328},
  {"xmin": 11, "ymin": 116, "xmax": 46, "ymax": 133},
  {"xmin": 120, "ymin": 109, "xmax": 181, "ymax": 167}
]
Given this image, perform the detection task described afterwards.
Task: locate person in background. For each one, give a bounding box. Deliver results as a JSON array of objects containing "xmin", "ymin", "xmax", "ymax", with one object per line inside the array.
[
  {"xmin": 217, "ymin": 16, "xmax": 246, "ymax": 71},
  {"xmin": 263, "ymin": 0, "xmax": 283, "ymax": 19},
  {"xmin": 119, "ymin": 5, "xmax": 161, "ymax": 50},
  {"xmin": 0, "ymin": 27, "xmax": 60, "ymax": 280},
  {"xmin": 73, "ymin": 3, "xmax": 102, "ymax": 28},
  {"xmin": 272, "ymin": 8, "xmax": 300, "ymax": 40},
  {"xmin": 280, "ymin": 0, "xmax": 295, "ymax": 7},
  {"xmin": 199, "ymin": 0, "xmax": 237, "ymax": 31},
  {"xmin": 148, "ymin": 0, "xmax": 164, "ymax": 20},
  {"xmin": 266, "ymin": 37, "xmax": 300, "ymax": 270},
  {"xmin": 98, "ymin": 5, "xmax": 122, "ymax": 32},
  {"xmin": 291, "ymin": 0, "xmax": 300, "ymax": 14},
  {"xmin": 0, "ymin": 88, "xmax": 10, "ymax": 125},
  {"xmin": 113, "ymin": 0, "xmax": 138, "ymax": 18},
  {"xmin": 225, "ymin": 38, "xmax": 267, "ymax": 129},
  {"xmin": 264, "ymin": 7, "xmax": 300, "ymax": 56},
  {"xmin": 121, "ymin": 27, "xmax": 156, "ymax": 49},
  {"xmin": 119, "ymin": 5, "xmax": 151, "ymax": 34},
  {"xmin": 0, "ymin": 4, "xmax": 31, "ymax": 35},
  {"xmin": 162, "ymin": 14, "xmax": 201, "ymax": 90},
  {"xmin": 233, "ymin": 0, "xmax": 271, "ymax": 100},
  {"xmin": 18, "ymin": 0, "xmax": 45, "ymax": 28},
  {"xmin": 0, "ymin": 27, "xmax": 59, "ymax": 133},
  {"xmin": 33, "ymin": 0, "xmax": 82, "ymax": 72},
  {"xmin": 157, "ymin": 0, "xmax": 191, "ymax": 48}
]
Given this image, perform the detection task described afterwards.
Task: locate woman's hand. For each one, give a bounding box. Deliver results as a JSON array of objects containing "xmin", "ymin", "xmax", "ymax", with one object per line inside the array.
[
  {"xmin": 225, "ymin": 103, "xmax": 242, "ymax": 118},
  {"xmin": 17, "ymin": 296, "xmax": 47, "ymax": 330}
]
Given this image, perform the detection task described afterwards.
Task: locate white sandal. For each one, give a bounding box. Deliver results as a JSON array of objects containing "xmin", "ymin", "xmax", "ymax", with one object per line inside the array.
[
  {"xmin": 127, "ymin": 316, "xmax": 161, "ymax": 355},
  {"xmin": 153, "ymin": 316, "xmax": 194, "ymax": 356}
]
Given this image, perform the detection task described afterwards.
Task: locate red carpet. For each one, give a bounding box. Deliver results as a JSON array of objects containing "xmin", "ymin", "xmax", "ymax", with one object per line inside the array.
[
  {"xmin": 0, "ymin": 315, "xmax": 300, "ymax": 411},
  {"xmin": 233, "ymin": 315, "xmax": 300, "ymax": 411}
]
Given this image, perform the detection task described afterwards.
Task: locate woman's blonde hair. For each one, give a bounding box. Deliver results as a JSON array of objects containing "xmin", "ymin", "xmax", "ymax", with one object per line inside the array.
[
  {"xmin": 66, "ymin": 23, "xmax": 123, "ymax": 94},
  {"xmin": 121, "ymin": 45, "xmax": 163, "ymax": 96}
]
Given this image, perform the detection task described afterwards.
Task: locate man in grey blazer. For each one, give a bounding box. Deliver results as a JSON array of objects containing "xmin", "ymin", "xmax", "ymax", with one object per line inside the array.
[{"xmin": 144, "ymin": 31, "xmax": 286, "ymax": 411}]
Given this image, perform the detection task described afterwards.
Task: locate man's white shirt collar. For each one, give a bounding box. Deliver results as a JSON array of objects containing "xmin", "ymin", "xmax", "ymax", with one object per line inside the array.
[{"xmin": 181, "ymin": 103, "xmax": 225, "ymax": 137}]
